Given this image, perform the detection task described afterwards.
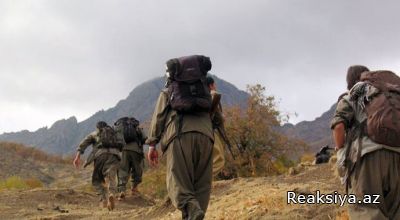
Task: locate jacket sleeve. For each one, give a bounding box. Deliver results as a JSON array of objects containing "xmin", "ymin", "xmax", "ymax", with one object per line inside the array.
[
  {"xmin": 77, "ymin": 132, "xmax": 96, "ymax": 154},
  {"xmin": 138, "ymin": 127, "xmax": 148, "ymax": 145},
  {"xmin": 145, "ymin": 91, "xmax": 169, "ymax": 146},
  {"xmin": 330, "ymin": 98, "xmax": 355, "ymax": 130}
]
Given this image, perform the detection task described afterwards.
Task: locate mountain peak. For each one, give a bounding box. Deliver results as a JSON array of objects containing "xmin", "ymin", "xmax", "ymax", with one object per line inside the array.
[
  {"xmin": 0, "ymin": 76, "xmax": 248, "ymax": 155},
  {"xmin": 280, "ymin": 104, "xmax": 337, "ymax": 151}
]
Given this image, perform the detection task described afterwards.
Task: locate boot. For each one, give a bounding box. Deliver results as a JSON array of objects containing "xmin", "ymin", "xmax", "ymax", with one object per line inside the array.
[
  {"xmin": 187, "ymin": 202, "xmax": 204, "ymax": 220},
  {"xmin": 181, "ymin": 208, "xmax": 189, "ymax": 220},
  {"xmin": 107, "ymin": 195, "xmax": 115, "ymax": 211},
  {"xmin": 118, "ymin": 192, "xmax": 126, "ymax": 201},
  {"xmin": 131, "ymin": 185, "xmax": 139, "ymax": 196},
  {"xmin": 100, "ymin": 199, "xmax": 107, "ymax": 208}
]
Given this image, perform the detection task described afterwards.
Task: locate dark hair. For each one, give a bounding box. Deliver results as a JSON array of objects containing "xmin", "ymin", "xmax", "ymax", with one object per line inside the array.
[
  {"xmin": 206, "ymin": 76, "xmax": 215, "ymax": 86},
  {"xmin": 346, "ymin": 65, "xmax": 370, "ymax": 90},
  {"xmin": 96, "ymin": 121, "xmax": 108, "ymax": 129}
]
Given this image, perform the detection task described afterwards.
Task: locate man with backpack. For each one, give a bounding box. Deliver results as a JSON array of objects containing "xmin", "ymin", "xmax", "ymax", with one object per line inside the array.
[
  {"xmin": 146, "ymin": 55, "xmax": 214, "ymax": 220},
  {"xmin": 331, "ymin": 65, "xmax": 400, "ymax": 219},
  {"xmin": 114, "ymin": 117, "xmax": 147, "ymax": 200},
  {"xmin": 73, "ymin": 121, "xmax": 124, "ymax": 211}
]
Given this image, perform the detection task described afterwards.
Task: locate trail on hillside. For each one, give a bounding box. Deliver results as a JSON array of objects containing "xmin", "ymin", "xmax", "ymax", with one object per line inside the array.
[{"xmin": 0, "ymin": 161, "xmax": 349, "ymax": 220}]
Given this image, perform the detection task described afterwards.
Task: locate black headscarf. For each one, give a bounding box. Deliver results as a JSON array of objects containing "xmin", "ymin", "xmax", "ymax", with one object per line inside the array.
[
  {"xmin": 96, "ymin": 121, "xmax": 108, "ymax": 129},
  {"xmin": 206, "ymin": 76, "xmax": 215, "ymax": 87}
]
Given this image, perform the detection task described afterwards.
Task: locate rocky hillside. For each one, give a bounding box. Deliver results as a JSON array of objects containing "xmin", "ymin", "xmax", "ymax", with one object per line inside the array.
[
  {"xmin": 0, "ymin": 142, "xmax": 70, "ymax": 185},
  {"xmin": 0, "ymin": 76, "xmax": 248, "ymax": 155},
  {"xmin": 280, "ymin": 104, "xmax": 336, "ymax": 152},
  {"xmin": 0, "ymin": 160, "xmax": 348, "ymax": 219}
]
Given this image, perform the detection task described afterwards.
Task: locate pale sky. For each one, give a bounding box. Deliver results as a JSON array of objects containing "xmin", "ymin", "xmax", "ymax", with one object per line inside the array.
[{"xmin": 1, "ymin": 0, "xmax": 400, "ymax": 133}]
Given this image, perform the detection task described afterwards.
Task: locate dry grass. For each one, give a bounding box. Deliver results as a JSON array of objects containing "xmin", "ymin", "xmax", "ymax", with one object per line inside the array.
[
  {"xmin": 140, "ymin": 164, "xmax": 167, "ymax": 199},
  {"xmin": 0, "ymin": 142, "xmax": 68, "ymax": 164},
  {"xmin": 300, "ymin": 153, "xmax": 315, "ymax": 164},
  {"xmin": 0, "ymin": 176, "xmax": 43, "ymax": 191}
]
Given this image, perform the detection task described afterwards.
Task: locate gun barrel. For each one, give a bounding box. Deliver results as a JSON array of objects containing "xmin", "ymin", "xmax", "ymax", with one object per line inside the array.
[{"xmin": 216, "ymin": 127, "xmax": 236, "ymax": 160}]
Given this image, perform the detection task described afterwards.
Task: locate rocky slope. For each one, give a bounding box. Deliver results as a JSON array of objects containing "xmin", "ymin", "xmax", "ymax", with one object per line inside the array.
[
  {"xmin": 0, "ymin": 76, "xmax": 248, "ymax": 155},
  {"xmin": 0, "ymin": 142, "xmax": 75, "ymax": 185},
  {"xmin": 0, "ymin": 161, "xmax": 348, "ymax": 220},
  {"xmin": 280, "ymin": 104, "xmax": 336, "ymax": 152}
]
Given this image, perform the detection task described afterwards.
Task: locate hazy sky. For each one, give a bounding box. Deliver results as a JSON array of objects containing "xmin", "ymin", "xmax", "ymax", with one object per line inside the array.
[{"xmin": 1, "ymin": 0, "xmax": 400, "ymax": 133}]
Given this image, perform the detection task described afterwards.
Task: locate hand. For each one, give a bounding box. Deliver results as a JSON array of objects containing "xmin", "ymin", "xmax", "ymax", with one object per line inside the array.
[
  {"xmin": 147, "ymin": 146, "xmax": 159, "ymax": 167},
  {"xmin": 73, "ymin": 153, "xmax": 81, "ymax": 169}
]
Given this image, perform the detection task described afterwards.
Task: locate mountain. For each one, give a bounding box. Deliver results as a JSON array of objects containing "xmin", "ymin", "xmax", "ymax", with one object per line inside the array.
[
  {"xmin": 280, "ymin": 104, "xmax": 336, "ymax": 152},
  {"xmin": 0, "ymin": 76, "xmax": 249, "ymax": 155}
]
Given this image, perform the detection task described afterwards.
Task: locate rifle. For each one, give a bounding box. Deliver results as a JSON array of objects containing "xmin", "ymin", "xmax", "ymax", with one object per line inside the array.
[
  {"xmin": 210, "ymin": 93, "xmax": 222, "ymax": 119},
  {"xmin": 216, "ymin": 127, "xmax": 236, "ymax": 160},
  {"xmin": 210, "ymin": 92, "xmax": 240, "ymax": 159},
  {"xmin": 319, "ymin": 145, "xmax": 334, "ymax": 154}
]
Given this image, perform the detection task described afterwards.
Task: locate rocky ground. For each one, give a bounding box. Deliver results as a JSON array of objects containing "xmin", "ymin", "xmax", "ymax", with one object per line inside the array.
[{"xmin": 0, "ymin": 161, "xmax": 349, "ymax": 220}]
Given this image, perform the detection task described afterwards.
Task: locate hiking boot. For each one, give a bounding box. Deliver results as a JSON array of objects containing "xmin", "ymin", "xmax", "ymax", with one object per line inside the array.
[
  {"xmin": 187, "ymin": 202, "xmax": 204, "ymax": 220},
  {"xmin": 107, "ymin": 195, "xmax": 115, "ymax": 211},
  {"xmin": 118, "ymin": 192, "xmax": 125, "ymax": 201},
  {"xmin": 189, "ymin": 209, "xmax": 204, "ymax": 220}
]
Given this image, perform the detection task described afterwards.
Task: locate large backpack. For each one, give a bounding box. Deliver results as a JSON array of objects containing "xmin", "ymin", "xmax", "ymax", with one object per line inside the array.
[
  {"xmin": 361, "ymin": 70, "xmax": 400, "ymax": 147},
  {"xmin": 166, "ymin": 55, "xmax": 212, "ymax": 113},
  {"xmin": 114, "ymin": 117, "xmax": 140, "ymax": 144},
  {"xmin": 98, "ymin": 125, "xmax": 119, "ymax": 148}
]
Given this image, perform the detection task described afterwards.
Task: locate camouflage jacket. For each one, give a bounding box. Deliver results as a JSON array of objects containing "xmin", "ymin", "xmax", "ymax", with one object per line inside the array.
[
  {"xmin": 331, "ymin": 93, "xmax": 400, "ymax": 160},
  {"xmin": 123, "ymin": 127, "xmax": 148, "ymax": 154},
  {"xmin": 77, "ymin": 130, "xmax": 123, "ymax": 167},
  {"xmin": 145, "ymin": 89, "xmax": 214, "ymax": 152}
]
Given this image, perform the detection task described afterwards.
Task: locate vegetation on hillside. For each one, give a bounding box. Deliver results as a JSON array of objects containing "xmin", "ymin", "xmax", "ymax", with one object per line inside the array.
[
  {"xmin": 0, "ymin": 176, "xmax": 43, "ymax": 191},
  {"xmin": 222, "ymin": 84, "xmax": 308, "ymax": 177},
  {"xmin": 0, "ymin": 142, "xmax": 68, "ymax": 164}
]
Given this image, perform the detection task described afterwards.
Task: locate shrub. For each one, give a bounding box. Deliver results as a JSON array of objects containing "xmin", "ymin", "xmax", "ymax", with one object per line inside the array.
[
  {"xmin": 0, "ymin": 176, "xmax": 44, "ymax": 191},
  {"xmin": 2, "ymin": 176, "xmax": 28, "ymax": 190},
  {"xmin": 222, "ymin": 84, "xmax": 308, "ymax": 177},
  {"xmin": 140, "ymin": 158, "xmax": 167, "ymax": 200}
]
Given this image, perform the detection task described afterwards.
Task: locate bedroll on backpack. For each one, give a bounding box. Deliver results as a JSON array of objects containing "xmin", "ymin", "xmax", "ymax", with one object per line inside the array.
[
  {"xmin": 98, "ymin": 126, "xmax": 119, "ymax": 148},
  {"xmin": 166, "ymin": 55, "xmax": 212, "ymax": 113},
  {"xmin": 361, "ymin": 70, "xmax": 400, "ymax": 147},
  {"xmin": 114, "ymin": 117, "xmax": 139, "ymax": 144}
]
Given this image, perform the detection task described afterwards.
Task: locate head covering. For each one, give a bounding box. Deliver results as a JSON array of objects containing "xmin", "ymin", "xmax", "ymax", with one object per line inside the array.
[
  {"xmin": 96, "ymin": 121, "xmax": 108, "ymax": 129},
  {"xmin": 346, "ymin": 65, "xmax": 370, "ymax": 90},
  {"xmin": 206, "ymin": 76, "xmax": 215, "ymax": 86}
]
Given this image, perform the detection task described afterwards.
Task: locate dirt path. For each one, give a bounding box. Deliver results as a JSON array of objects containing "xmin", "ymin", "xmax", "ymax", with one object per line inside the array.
[{"xmin": 0, "ymin": 163, "xmax": 349, "ymax": 220}]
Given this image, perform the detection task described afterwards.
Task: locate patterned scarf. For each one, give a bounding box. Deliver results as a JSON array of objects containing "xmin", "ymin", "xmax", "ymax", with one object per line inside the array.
[{"xmin": 349, "ymin": 82, "xmax": 379, "ymax": 109}]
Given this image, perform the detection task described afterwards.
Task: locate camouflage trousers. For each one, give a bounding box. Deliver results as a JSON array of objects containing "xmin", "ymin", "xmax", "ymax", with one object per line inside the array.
[
  {"xmin": 348, "ymin": 149, "xmax": 400, "ymax": 220},
  {"xmin": 166, "ymin": 132, "xmax": 214, "ymax": 215},
  {"xmin": 92, "ymin": 153, "xmax": 120, "ymax": 201},
  {"xmin": 117, "ymin": 150, "xmax": 144, "ymax": 192}
]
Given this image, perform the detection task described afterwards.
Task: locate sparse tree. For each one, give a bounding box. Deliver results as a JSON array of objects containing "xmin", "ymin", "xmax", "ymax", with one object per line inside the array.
[{"xmin": 223, "ymin": 84, "xmax": 307, "ymax": 177}]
